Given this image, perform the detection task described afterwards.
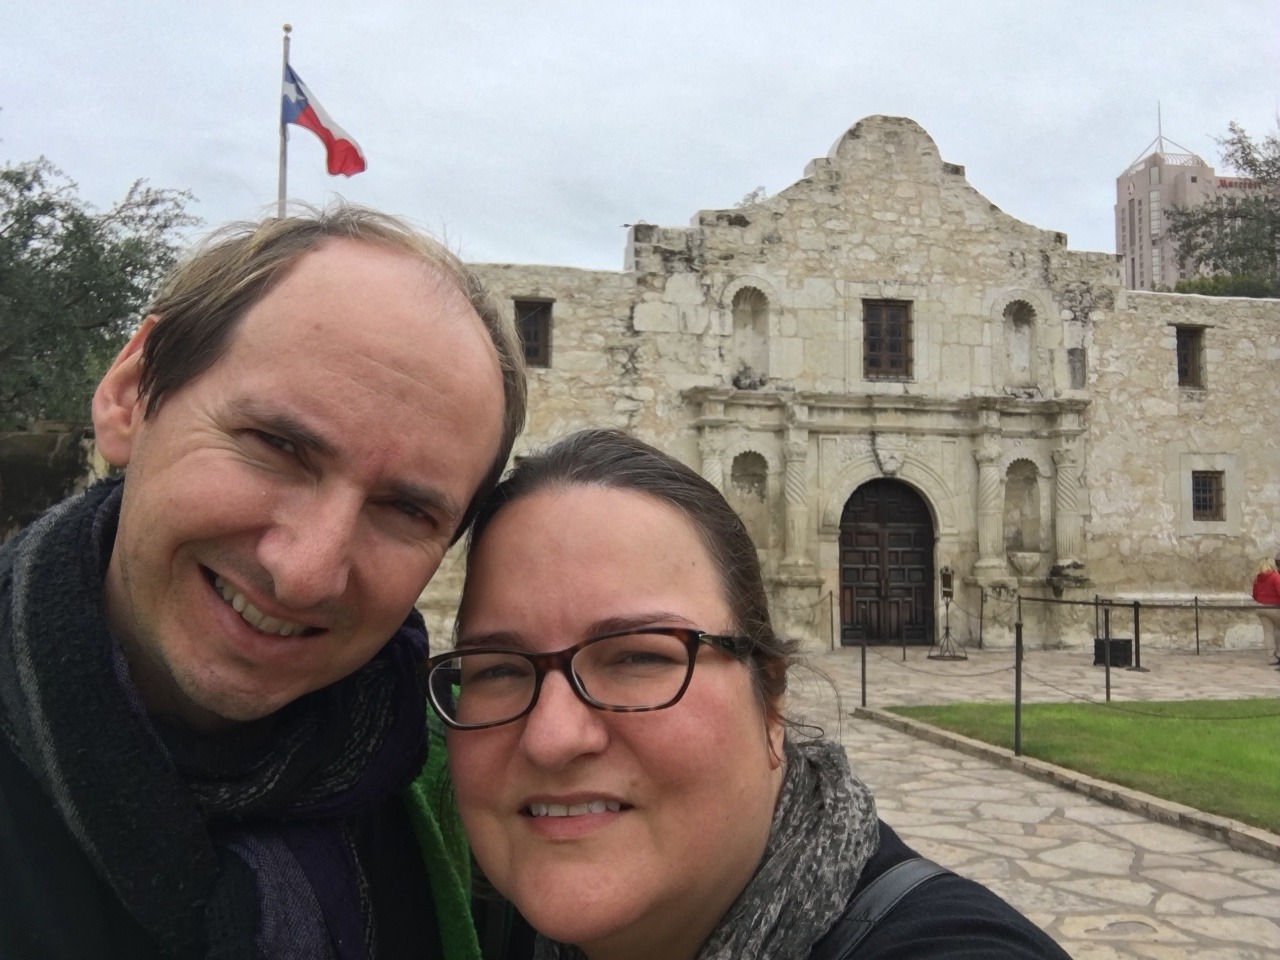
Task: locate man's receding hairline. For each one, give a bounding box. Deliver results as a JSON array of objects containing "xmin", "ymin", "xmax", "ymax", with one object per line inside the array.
[
  {"xmin": 245, "ymin": 235, "xmax": 497, "ymax": 342},
  {"xmin": 320, "ymin": 237, "xmax": 499, "ymax": 342}
]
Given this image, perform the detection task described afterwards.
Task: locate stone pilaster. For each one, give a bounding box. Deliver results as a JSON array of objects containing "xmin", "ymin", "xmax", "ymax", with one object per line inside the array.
[
  {"xmin": 782, "ymin": 433, "xmax": 810, "ymax": 565},
  {"xmin": 698, "ymin": 430, "xmax": 725, "ymax": 492},
  {"xmin": 974, "ymin": 435, "xmax": 1006, "ymax": 575},
  {"xmin": 1052, "ymin": 444, "xmax": 1084, "ymax": 567}
]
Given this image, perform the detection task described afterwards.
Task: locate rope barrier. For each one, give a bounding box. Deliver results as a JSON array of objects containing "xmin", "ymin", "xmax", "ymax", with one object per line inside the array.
[
  {"xmin": 1014, "ymin": 593, "xmax": 1265, "ymax": 613},
  {"xmin": 858, "ymin": 645, "xmax": 1013, "ymax": 678},
  {"xmin": 1016, "ymin": 667, "xmax": 1280, "ymax": 720}
]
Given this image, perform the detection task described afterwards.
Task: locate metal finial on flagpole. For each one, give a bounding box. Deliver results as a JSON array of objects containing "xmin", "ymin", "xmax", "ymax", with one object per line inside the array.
[{"xmin": 277, "ymin": 25, "xmax": 293, "ymax": 218}]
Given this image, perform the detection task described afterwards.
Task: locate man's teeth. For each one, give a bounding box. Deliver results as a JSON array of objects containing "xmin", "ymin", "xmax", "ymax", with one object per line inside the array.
[
  {"xmin": 213, "ymin": 576, "xmax": 306, "ymax": 638},
  {"xmin": 528, "ymin": 800, "xmax": 623, "ymax": 818}
]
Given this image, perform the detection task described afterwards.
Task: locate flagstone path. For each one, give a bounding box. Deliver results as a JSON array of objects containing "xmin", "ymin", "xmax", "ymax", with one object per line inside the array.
[{"xmin": 789, "ymin": 645, "xmax": 1280, "ymax": 958}]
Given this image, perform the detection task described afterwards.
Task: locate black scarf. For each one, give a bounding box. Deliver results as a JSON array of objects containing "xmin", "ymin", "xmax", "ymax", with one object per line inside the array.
[
  {"xmin": 535, "ymin": 737, "xmax": 880, "ymax": 960},
  {"xmin": 0, "ymin": 479, "xmax": 430, "ymax": 960}
]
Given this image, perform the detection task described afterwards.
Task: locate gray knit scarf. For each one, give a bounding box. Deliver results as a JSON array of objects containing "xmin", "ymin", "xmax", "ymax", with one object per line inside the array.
[
  {"xmin": 534, "ymin": 736, "xmax": 879, "ymax": 960},
  {"xmin": 0, "ymin": 478, "xmax": 430, "ymax": 960}
]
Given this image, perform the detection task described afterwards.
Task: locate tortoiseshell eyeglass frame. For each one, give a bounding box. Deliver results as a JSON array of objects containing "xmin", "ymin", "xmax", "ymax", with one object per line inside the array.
[{"xmin": 423, "ymin": 626, "xmax": 754, "ymax": 730}]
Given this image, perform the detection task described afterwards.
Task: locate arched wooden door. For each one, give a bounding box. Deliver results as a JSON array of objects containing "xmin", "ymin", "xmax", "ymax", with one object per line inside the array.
[{"xmin": 839, "ymin": 479, "xmax": 934, "ymax": 645}]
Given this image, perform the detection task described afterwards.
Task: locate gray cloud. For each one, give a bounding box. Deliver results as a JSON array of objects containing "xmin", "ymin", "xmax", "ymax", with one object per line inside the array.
[{"xmin": 3, "ymin": 0, "xmax": 1276, "ymax": 270}]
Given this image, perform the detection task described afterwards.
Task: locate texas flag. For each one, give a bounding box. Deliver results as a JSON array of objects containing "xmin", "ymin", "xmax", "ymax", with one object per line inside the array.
[{"xmin": 281, "ymin": 65, "xmax": 367, "ymax": 177}]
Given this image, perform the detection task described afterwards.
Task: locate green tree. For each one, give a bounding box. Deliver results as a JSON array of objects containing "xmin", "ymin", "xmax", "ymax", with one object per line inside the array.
[
  {"xmin": 0, "ymin": 158, "xmax": 197, "ymax": 429},
  {"xmin": 1167, "ymin": 121, "xmax": 1280, "ymax": 298}
]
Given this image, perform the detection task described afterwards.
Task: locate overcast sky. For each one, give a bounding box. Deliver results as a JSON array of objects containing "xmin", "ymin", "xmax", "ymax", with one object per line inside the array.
[{"xmin": 3, "ymin": 1, "xmax": 1277, "ymax": 271}]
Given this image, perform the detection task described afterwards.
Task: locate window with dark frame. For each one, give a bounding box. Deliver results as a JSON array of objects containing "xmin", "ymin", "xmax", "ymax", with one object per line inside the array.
[
  {"xmin": 863, "ymin": 299, "xmax": 913, "ymax": 379},
  {"xmin": 1191, "ymin": 471, "xmax": 1225, "ymax": 521},
  {"xmin": 1175, "ymin": 326, "xmax": 1204, "ymax": 388},
  {"xmin": 514, "ymin": 299, "xmax": 552, "ymax": 367}
]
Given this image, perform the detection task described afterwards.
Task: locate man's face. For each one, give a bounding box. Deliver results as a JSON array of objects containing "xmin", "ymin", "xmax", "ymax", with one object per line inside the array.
[{"xmin": 93, "ymin": 239, "xmax": 505, "ymax": 729}]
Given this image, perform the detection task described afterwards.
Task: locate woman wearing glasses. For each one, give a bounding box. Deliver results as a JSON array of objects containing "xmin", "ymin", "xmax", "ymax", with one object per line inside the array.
[{"xmin": 425, "ymin": 429, "xmax": 1068, "ymax": 960}]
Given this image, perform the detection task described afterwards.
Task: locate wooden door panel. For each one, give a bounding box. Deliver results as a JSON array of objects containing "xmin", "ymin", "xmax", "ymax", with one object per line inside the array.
[{"xmin": 838, "ymin": 479, "xmax": 934, "ymax": 645}]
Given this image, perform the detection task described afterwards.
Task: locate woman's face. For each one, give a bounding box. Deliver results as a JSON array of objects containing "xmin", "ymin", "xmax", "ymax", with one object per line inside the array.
[{"xmin": 449, "ymin": 484, "xmax": 785, "ymax": 960}]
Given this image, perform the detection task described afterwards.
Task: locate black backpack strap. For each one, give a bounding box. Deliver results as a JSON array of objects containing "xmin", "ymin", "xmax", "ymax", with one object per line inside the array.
[{"xmin": 809, "ymin": 857, "xmax": 952, "ymax": 960}]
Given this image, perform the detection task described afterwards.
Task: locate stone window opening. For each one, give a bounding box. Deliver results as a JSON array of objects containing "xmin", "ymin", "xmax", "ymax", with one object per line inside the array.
[
  {"xmin": 1177, "ymin": 453, "xmax": 1238, "ymax": 535},
  {"xmin": 1175, "ymin": 326, "xmax": 1204, "ymax": 389},
  {"xmin": 728, "ymin": 452, "xmax": 770, "ymax": 550},
  {"xmin": 1002, "ymin": 460, "xmax": 1041, "ymax": 553},
  {"xmin": 863, "ymin": 299, "xmax": 913, "ymax": 380},
  {"xmin": 1003, "ymin": 300, "xmax": 1036, "ymax": 388},
  {"xmin": 1191, "ymin": 470, "xmax": 1224, "ymax": 521},
  {"xmin": 731, "ymin": 287, "xmax": 770, "ymax": 388},
  {"xmin": 514, "ymin": 298, "xmax": 553, "ymax": 367},
  {"xmin": 1067, "ymin": 347, "xmax": 1087, "ymax": 389}
]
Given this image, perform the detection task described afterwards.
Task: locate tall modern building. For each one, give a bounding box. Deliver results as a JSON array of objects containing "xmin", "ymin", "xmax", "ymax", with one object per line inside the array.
[{"xmin": 1116, "ymin": 132, "xmax": 1263, "ymax": 290}]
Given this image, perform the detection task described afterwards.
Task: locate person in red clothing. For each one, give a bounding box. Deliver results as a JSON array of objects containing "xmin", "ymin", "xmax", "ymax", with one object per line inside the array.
[{"xmin": 1251, "ymin": 556, "xmax": 1280, "ymax": 664}]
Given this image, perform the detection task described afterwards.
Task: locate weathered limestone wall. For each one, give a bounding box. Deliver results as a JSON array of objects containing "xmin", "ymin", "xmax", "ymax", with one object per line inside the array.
[
  {"xmin": 415, "ymin": 116, "xmax": 1279, "ymax": 654},
  {"xmin": 626, "ymin": 116, "xmax": 1119, "ymax": 402},
  {"xmin": 1083, "ymin": 290, "xmax": 1280, "ymax": 648},
  {"xmin": 417, "ymin": 265, "xmax": 639, "ymax": 646}
]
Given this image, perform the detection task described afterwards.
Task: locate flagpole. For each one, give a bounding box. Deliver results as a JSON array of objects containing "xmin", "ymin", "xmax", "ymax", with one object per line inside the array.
[{"xmin": 277, "ymin": 23, "xmax": 292, "ymax": 218}]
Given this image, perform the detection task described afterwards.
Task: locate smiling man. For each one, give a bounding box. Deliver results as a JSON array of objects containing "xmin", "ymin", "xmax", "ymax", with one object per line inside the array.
[{"xmin": 0, "ymin": 207, "xmax": 526, "ymax": 959}]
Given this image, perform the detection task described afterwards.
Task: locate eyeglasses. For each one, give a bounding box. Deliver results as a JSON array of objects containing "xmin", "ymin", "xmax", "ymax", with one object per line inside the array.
[{"xmin": 423, "ymin": 627, "xmax": 754, "ymax": 730}]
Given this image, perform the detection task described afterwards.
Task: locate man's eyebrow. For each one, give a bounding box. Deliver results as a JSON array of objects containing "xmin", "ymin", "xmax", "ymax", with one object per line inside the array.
[
  {"xmin": 386, "ymin": 479, "xmax": 462, "ymax": 529},
  {"xmin": 231, "ymin": 400, "xmax": 336, "ymax": 457},
  {"xmin": 232, "ymin": 399, "xmax": 461, "ymax": 526}
]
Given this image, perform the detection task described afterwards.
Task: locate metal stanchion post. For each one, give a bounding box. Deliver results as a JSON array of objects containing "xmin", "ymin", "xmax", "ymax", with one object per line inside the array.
[
  {"xmin": 1128, "ymin": 599, "xmax": 1148, "ymax": 672},
  {"xmin": 1103, "ymin": 605, "xmax": 1112, "ymax": 703},
  {"xmin": 860, "ymin": 638, "xmax": 867, "ymax": 708},
  {"xmin": 1194, "ymin": 595, "xmax": 1201, "ymax": 655},
  {"xmin": 978, "ymin": 588, "xmax": 985, "ymax": 650},
  {"xmin": 829, "ymin": 592, "xmax": 836, "ymax": 652},
  {"xmin": 1014, "ymin": 619, "xmax": 1023, "ymax": 757}
]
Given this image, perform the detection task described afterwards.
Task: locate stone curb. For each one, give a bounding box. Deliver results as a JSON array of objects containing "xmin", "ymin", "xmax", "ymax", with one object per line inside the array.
[{"xmin": 852, "ymin": 706, "xmax": 1280, "ymax": 864}]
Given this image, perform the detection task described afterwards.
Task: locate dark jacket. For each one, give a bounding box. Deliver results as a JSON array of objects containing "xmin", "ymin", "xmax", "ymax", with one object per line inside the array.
[
  {"xmin": 489, "ymin": 820, "xmax": 1069, "ymax": 960},
  {"xmin": 831, "ymin": 821, "xmax": 1071, "ymax": 959},
  {"xmin": 0, "ymin": 733, "xmax": 442, "ymax": 959}
]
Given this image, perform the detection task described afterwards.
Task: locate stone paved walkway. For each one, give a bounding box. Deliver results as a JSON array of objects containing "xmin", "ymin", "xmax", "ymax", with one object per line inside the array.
[{"xmin": 788, "ymin": 645, "xmax": 1280, "ymax": 959}]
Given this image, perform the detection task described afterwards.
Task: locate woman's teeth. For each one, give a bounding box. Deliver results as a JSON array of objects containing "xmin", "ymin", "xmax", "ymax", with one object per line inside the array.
[{"xmin": 528, "ymin": 800, "xmax": 623, "ymax": 817}]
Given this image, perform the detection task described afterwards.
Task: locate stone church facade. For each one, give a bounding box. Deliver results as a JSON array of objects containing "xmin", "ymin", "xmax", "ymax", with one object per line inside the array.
[{"xmin": 421, "ymin": 116, "xmax": 1280, "ymax": 653}]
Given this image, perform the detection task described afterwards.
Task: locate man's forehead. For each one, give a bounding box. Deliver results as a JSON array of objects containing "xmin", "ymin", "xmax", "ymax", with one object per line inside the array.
[
  {"xmin": 233, "ymin": 239, "xmax": 482, "ymax": 346},
  {"xmin": 284, "ymin": 236, "xmax": 468, "ymax": 300}
]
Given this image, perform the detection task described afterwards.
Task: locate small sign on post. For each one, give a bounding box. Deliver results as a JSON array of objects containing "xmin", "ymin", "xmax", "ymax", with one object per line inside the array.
[{"xmin": 928, "ymin": 565, "xmax": 967, "ymax": 661}]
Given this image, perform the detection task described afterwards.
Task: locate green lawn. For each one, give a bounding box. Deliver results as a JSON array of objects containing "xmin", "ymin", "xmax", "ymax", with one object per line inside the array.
[{"xmin": 888, "ymin": 699, "xmax": 1280, "ymax": 835}]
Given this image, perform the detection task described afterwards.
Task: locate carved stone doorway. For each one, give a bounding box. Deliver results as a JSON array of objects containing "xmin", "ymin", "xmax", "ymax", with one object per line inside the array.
[{"xmin": 839, "ymin": 479, "xmax": 934, "ymax": 645}]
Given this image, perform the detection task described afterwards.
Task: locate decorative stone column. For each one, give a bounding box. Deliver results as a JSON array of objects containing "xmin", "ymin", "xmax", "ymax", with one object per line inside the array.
[
  {"xmin": 698, "ymin": 430, "xmax": 725, "ymax": 492},
  {"xmin": 1052, "ymin": 444, "xmax": 1084, "ymax": 567},
  {"xmin": 973, "ymin": 435, "xmax": 1006, "ymax": 575},
  {"xmin": 782, "ymin": 433, "xmax": 811, "ymax": 566},
  {"xmin": 769, "ymin": 413, "xmax": 823, "ymax": 651}
]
